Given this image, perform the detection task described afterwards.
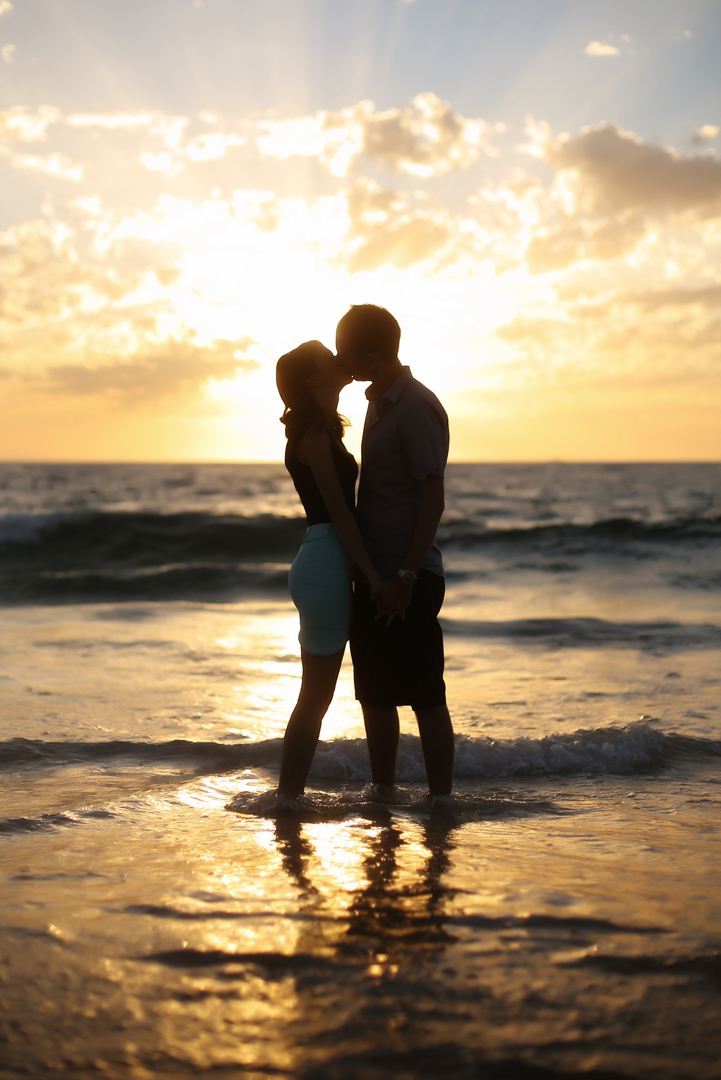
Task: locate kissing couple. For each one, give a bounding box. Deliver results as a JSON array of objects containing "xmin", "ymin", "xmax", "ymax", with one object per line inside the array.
[{"xmin": 273, "ymin": 304, "xmax": 454, "ymax": 806}]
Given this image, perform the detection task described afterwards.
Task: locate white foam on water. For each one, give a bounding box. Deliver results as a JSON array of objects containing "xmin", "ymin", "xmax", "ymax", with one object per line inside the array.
[
  {"xmin": 308, "ymin": 722, "xmax": 719, "ymax": 782},
  {"xmin": 2, "ymin": 722, "xmax": 719, "ymax": 781}
]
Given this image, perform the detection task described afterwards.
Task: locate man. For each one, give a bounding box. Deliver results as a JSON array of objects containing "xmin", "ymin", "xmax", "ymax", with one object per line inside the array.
[{"xmin": 335, "ymin": 304, "xmax": 455, "ymax": 798}]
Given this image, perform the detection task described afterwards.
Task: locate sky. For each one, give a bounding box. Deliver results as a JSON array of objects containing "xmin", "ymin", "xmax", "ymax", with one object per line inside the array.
[{"xmin": 1, "ymin": 0, "xmax": 720, "ymax": 462}]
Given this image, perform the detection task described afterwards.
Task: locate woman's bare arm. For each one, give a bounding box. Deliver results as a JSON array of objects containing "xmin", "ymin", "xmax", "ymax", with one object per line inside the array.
[{"xmin": 298, "ymin": 429, "xmax": 381, "ymax": 591}]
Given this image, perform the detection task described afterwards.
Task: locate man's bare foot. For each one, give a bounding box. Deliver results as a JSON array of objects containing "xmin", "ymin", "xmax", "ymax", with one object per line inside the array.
[
  {"xmin": 362, "ymin": 782, "xmax": 397, "ymax": 803},
  {"xmin": 227, "ymin": 788, "xmax": 301, "ymax": 815}
]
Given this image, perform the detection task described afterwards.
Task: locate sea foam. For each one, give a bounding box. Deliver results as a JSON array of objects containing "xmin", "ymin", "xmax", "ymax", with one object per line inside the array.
[{"xmin": 2, "ymin": 723, "xmax": 718, "ymax": 781}]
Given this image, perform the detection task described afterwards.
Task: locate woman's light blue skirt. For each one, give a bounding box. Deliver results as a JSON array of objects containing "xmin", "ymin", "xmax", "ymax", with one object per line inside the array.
[{"xmin": 288, "ymin": 523, "xmax": 353, "ymax": 656}]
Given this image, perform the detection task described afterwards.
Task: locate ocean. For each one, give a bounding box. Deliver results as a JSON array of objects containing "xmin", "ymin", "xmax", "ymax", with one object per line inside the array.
[{"xmin": 1, "ymin": 461, "xmax": 720, "ymax": 1080}]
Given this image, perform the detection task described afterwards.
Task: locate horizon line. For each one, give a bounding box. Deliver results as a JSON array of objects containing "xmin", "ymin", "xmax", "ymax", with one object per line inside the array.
[{"xmin": 1, "ymin": 459, "xmax": 720, "ymax": 467}]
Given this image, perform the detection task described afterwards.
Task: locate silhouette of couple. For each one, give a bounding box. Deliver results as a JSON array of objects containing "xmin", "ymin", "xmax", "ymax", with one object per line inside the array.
[{"xmin": 275, "ymin": 305, "xmax": 454, "ymax": 804}]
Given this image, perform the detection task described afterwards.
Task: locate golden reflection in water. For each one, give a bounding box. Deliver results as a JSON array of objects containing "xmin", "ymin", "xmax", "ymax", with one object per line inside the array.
[
  {"xmin": 127, "ymin": 812, "xmax": 460, "ymax": 1072},
  {"xmin": 6, "ymin": 772, "xmax": 719, "ymax": 1078},
  {"xmin": 218, "ymin": 613, "xmax": 363, "ymax": 739},
  {"xmin": 273, "ymin": 813, "xmax": 458, "ymax": 975}
]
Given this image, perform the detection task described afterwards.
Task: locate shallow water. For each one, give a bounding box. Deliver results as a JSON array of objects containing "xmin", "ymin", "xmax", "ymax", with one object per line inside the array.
[{"xmin": 1, "ymin": 463, "xmax": 720, "ymax": 1079}]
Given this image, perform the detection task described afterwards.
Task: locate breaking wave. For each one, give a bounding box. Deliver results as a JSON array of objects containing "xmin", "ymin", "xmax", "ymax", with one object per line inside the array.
[
  {"xmin": 1, "ymin": 508, "xmax": 720, "ymax": 603},
  {"xmin": 0, "ymin": 511, "xmax": 304, "ymax": 602},
  {"xmin": 2, "ymin": 723, "xmax": 719, "ymax": 834},
  {"xmin": 441, "ymin": 615, "xmax": 721, "ymax": 649},
  {"xmin": 2, "ymin": 722, "xmax": 719, "ymax": 778}
]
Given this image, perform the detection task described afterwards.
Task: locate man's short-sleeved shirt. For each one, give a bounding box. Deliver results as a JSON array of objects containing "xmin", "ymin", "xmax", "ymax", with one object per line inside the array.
[{"xmin": 356, "ymin": 366, "xmax": 449, "ymax": 581}]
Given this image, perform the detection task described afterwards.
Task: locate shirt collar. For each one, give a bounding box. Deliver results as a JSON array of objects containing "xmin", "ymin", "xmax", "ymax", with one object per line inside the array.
[{"xmin": 365, "ymin": 366, "xmax": 412, "ymax": 407}]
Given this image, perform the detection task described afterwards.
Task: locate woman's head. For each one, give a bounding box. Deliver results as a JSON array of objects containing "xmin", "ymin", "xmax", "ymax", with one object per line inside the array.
[{"xmin": 276, "ymin": 340, "xmax": 349, "ymax": 440}]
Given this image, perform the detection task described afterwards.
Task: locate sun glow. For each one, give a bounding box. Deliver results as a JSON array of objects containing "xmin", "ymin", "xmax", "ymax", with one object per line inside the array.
[{"xmin": 1, "ymin": 21, "xmax": 719, "ymax": 462}]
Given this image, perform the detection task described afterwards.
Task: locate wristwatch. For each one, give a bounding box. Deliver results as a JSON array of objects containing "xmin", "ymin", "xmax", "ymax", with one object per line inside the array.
[{"xmin": 397, "ymin": 568, "xmax": 417, "ymax": 586}]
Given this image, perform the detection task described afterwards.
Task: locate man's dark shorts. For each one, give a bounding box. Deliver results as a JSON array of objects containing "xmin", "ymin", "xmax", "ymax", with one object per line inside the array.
[{"xmin": 350, "ymin": 569, "xmax": 446, "ymax": 710}]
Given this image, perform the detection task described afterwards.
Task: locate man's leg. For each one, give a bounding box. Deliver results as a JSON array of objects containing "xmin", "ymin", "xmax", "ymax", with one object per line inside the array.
[
  {"xmin": 415, "ymin": 704, "xmax": 454, "ymax": 796},
  {"xmin": 351, "ymin": 581, "xmax": 400, "ymax": 788},
  {"xmin": 361, "ymin": 704, "xmax": 399, "ymax": 788}
]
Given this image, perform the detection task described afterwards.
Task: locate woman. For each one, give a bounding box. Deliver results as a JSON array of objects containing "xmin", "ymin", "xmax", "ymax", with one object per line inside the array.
[{"xmin": 274, "ymin": 340, "xmax": 381, "ymax": 802}]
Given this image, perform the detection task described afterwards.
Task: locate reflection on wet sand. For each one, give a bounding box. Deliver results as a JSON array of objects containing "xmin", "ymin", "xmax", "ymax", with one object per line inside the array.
[
  {"xmin": 2, "ymin": 782, "xmax": 720, "ymax": 1080},
  {"xmin": 275, "ymin": 812, "xmax": 458, "ymax": 962},
  {"xmin": 269, "ymin": 812, "xmax": 466, "ymax": 1078}
]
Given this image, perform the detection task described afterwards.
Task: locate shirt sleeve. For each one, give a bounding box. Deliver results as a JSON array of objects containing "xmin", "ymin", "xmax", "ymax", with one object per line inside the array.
[{"xmin": 401, "ymin": 395, "xmax": 449, "ymax": 481}]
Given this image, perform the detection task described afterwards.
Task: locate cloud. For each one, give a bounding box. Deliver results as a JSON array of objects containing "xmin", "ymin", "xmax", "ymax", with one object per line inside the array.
[
  {"xmin": 185, "ymin": 133, "xmax": 243, "ymax": 161},
  {"xmin": 517, "ymin": 118, "xmax": 721, "ymax": 273},
  {"xmin": 494, "ymin": 297, "xmax": 721, "ymax": 388},
  {"xmin": 8, "ymin": 151, "xmax": 83, "ymax": 181},
  {"xmin": 0, "ymin": 212, "xmax": 260, "ymax": 406},
  {"xmin": 692, "ymin": 125, "xmax": 719, "ymax": 146},
  {"xmin": 526, "ymin": 213, "xmax": 646, "ymax": 273},
  {"xmin": 493, "ymin": 114, "xmax": 721, "ymax": 386},
  {"xmin": 139, "ymin": 151, "xmax": 185, "ymax": 177},
  {"xmin": 46, "ymin": 337, "xmax": 259, "ymax": 403},
  {"xmin": 2, "ymin": 42, "xmax": 14, "ymax": 62},
  {"xmin": 584, "ymin": 41, "xmax": 620, "ymax": 57},
  {"xmin": 258, "ymin": 93, "xmax": 499, "ymax": 177},
  {"xmin": 0, "ymin": 93, "xmax": 719, "ymax": 457},
  {"xmin": 544, "ymin": 122, "xmax": 721, "ymax": 216},
  {"xmin": 149, "ymin": 115, "xmax": 188, "ymax": 149},
  {"xmin": 66, "ymin": 112, "xmax": 156, "ymax": 130},
  {"xmin": 67, "ymin": 109, "xmax": 188, "ymax": 146},
  {"xmin": 135, "ymin": 120, "xmax": 243, "ymax": 174},
  {"xmin": 0, "ymin": 105, "xmax": 60, "ymax": 142},
  {"xmin": 0, "ymin": 217, "xmax": 146, "ymax": 326},
  {"xmin": 614, "ymin": 284, "xmax": 721, "ymax": 311},
  {"xmin": 566, "ymin": 283, "xmax": 721, "ymax": 321},
  {"xmin": 516, "ymin": 117, "xmax": 721, "ymax": 275},
  {"xmin": 343, "ymin": 178, "xmax": 456, "ymax": 271},
  {"xmin": 63, "ymin": 110, "xmax": 246, "ymax": 174},
  {"xmin": 495, "ymin": 317, "xmax": 566, "ymax": 344}
]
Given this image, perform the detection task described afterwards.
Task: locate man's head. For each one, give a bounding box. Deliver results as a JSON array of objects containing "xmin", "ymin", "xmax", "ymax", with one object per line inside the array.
[{"xmin": 335, "ymin": 304, "xmax": 401, "ymax": 383}]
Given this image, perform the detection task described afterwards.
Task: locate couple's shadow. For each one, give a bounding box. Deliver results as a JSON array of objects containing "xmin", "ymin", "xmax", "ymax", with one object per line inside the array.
[{"xmin": 273, "ymin": 811, "xmax": 459, "ymax": 962}]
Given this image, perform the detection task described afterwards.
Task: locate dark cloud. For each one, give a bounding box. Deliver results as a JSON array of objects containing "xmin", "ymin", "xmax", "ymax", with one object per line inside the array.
[
  {"xmin": 522, "ymin": 121, "xmax": 721, "ymax": 273},
  {"xmin": 547, "ymin": 123, "xmax": 721, "ymax": 216}
]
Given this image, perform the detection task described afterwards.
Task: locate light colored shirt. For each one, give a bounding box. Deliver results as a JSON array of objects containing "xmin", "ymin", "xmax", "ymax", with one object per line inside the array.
[{"xmin": 356, "ymin": 366, "xmax": 449, "ymax": 581}]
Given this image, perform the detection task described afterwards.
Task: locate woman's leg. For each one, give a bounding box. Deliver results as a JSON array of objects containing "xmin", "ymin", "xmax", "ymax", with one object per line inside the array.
[{"xmin": 278, "ymin": 646, "xmax": 345, "ymax": 798}]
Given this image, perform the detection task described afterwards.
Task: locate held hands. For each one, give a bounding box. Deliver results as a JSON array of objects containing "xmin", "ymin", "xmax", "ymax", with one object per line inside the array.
[{"xmin": 372, "ymin": 575, "xmax": 413, "ymax": 626}]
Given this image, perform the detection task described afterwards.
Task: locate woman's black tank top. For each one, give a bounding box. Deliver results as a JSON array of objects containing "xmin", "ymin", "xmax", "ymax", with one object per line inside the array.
[{"xmin": 285, "ymin": 433, "xmax": 358, "ymax": 525}]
